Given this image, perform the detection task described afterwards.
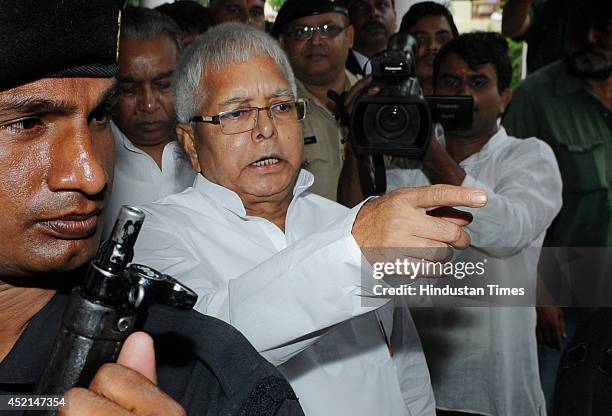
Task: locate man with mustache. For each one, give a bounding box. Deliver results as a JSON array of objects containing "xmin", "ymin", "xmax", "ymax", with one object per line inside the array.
[
  {"xmin": 399, "ymin": 2, "xmax": 459, "ymax": 95},
  {"xmin": 503, "ymin": 2, "xmax": 611, "ymax": 412},
  {"xmin": 339, "ymin": 0, "xmax": 397, "ymax": 76},
  {"xmin": 273, "ymin": 0, "xmax": 360, "ymax": 201},
  {"xmin": 105, "ymin": 7, "xmax": 196, "ymax": 237},
  {"xmin": 0, "ymin": 1, "xmax": 304, "ymax": 414},
  {"xmin": 132, "ymin": 21, "xmax": 490, "ymax": 416}
]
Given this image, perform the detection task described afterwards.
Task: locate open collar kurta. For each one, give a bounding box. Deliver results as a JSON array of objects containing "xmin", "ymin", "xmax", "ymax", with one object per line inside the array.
[
  {"xmin": 133, "ymin": 169, "xmax": 436, "ymax": 416},
  {"xmin": 103, "ymin": 122, "xmax": 196, "ymax": 237}
]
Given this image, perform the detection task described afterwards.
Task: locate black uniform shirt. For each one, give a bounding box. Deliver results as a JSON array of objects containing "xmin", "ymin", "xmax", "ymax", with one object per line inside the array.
[{"xmin": 0, "ymin": 292, "xmax": 302, "ymax": 416}]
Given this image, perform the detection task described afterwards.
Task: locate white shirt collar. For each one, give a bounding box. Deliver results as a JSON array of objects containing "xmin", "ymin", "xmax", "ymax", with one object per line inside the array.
[
  {"xmin": 111, "ymin": 121, "xmax": 182, "ymax": 157},
  {"xmin": 459, "ymin": 126, "xmax": 507, "ymax": 167},
  {"xmin": 352, "ymin": 49, "xmax": 372, "ymax": 75},
  {"xmin": 193, "ymin": 169, "xmax": 315, "ymax": 217}
]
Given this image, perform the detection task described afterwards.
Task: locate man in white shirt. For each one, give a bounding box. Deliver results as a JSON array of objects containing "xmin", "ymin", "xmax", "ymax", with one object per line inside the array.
[
  {"xmin": 104, "ymin": 8, "xmax": 196, "ymax": 236},
  {"xmin": 386, "ymin": 33, "xmax": 563, "ymax": 416},
  {"xmin": 132, "ymin": 23, "xmax": 490, "ymax": 416}
]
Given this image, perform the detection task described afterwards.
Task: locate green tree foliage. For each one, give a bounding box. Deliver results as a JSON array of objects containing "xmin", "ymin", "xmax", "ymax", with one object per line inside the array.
[
  {"xmin": 268, "ymin": 0, "xmax": 286, "ymax": 11},
  {"xmin": 506, "ymin": 38, "xmax": 524, "ymax": 90}
]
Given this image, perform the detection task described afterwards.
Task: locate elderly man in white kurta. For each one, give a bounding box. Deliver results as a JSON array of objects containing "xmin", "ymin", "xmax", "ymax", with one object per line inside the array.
[{"xmin": 133, "ymin": 23, "xmax": 489, "ymax": 416}]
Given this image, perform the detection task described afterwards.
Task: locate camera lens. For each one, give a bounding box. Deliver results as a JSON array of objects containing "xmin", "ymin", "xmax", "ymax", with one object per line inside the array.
[{"xmin": 375, "ymin": 105, "xmax": 410, "ymax": 139}]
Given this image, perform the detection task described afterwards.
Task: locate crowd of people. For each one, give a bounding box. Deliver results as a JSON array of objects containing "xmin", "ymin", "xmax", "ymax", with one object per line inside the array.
[{"xmin": 0, "ymin": 0, "xmax": 610, "ymax": 415}]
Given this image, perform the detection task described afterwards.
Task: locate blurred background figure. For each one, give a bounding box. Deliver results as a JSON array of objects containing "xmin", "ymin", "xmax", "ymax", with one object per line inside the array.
[
  {"xmin": 210, "ymin": 0, "xmax": 266, "ymax": 30},
  {"xmin": 156, "ymin": 0, "xmax": 214, "ymax": 44},
  {"xmin": 399, "ymin": 1, "xmax": 459, "ymax": 94},
  {"xmin": 337, "ymin": 0, "xmax": 397, "ymax": 75},
  {"xmin": 501, "ymin": 0, "xmax": 576, "ymax": 74},
  {"xmin": 104, "ymin": 7, "xmax": 196, "ymax": 237},
  {"xmin": 503, "ymin": 0, "xmax": 611, "ymax": 413}
]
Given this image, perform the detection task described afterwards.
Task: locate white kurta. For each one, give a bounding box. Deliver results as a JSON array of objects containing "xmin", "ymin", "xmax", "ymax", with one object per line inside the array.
[
  {"xmin": 386, "ymin": 127, "xmax": 563, "ymax": 416},
  {"xmin": 133, "ymin": 170, "xmax": 436, "ymax": 416},
  {"xmin": 103, "ymin": 122, "xmax": 196, "ymax": 237}
]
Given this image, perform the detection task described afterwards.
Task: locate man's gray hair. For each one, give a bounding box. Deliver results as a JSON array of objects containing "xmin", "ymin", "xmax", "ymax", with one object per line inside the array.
[
  {"xmin": 173, "ymin": 22, "xmax": 297, "ymax": 123},
  {"xmin": 121, "ymin": 7, "xmax": 183, "ymax": 51}
]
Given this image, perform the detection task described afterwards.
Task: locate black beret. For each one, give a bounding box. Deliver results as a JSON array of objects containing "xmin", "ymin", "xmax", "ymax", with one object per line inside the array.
[
  {"xmin": 271, "ymin": 0, "xmax": 348, "ymax": 38},
  {"xmin": 0, "ymin": 0, "xmax": 124, "ymax": 92}
]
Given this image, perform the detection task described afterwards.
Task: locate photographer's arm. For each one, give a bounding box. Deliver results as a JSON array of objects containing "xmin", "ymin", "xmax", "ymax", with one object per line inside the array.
[
  {"xmin": 457, "ymin": 139, "xmax": 562, "ymax": 254},
  {"xmin": 421, "ymin": 132, "xmax": 466, "ymax": 186},
  {"xmin": 337, "ymin": 145, "xmax": 366, "ymax": 207},
  {"xmin": 337, "ymin": 78, "xmax": 378, "ymax": 207}
]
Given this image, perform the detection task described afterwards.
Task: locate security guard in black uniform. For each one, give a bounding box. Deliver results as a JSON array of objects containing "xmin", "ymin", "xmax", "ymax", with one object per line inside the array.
[{"xmin": 0, "ymin": 1, "xmax": 303, "ymax": 415}]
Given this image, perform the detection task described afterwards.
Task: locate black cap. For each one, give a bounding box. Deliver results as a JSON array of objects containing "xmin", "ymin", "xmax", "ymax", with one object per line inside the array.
[
  {"xmin": 0, "ymin": 0, "xmax": 124, "ymax": 92},
  {"xmin": 271, "ymin": 0, "xmax": 349, "ymax": 38}
]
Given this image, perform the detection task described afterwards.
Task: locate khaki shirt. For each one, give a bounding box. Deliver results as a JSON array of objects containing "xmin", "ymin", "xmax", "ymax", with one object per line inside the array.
[{"xmin": 298, "ymin": 70, "xmax": 360, "ymax": 201}]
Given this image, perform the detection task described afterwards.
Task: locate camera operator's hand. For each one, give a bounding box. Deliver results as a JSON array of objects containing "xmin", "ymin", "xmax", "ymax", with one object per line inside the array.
[
  {"xmin": 421, "ymin": 126, "xmax": 466, "ymax": 186},
  {"xmin": 536, "ymin": 305, "xmax": 566, "ymax": 350},
  {"xmin": 326, "ymin": 76, "xmax": 380, "ymax": 126},
  {"xmin": 336, "ymin": 77, "xmax": 382, "ymax": 208},
  {"xmin": 61, "ymin": 332, "xmax": 185, "ymax": 416},
  {"xmin": 344, "ymin": 76, "xmax": 380, "ymax": 115},
  {"xmin": 352, "ymin": 184, "xmax": 487, "ymax": 265}
]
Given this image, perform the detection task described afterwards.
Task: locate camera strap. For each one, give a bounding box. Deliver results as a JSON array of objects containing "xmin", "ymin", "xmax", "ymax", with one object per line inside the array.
[{"xmin": 357, "ymin": 154, "xmax": 387, "ymax": 197}]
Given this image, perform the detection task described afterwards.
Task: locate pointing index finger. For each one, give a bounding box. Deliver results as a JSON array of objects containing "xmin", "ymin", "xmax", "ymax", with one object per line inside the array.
[{"xmin": 402, "ymin": 184, "xmax": 488, "ymax": 209}]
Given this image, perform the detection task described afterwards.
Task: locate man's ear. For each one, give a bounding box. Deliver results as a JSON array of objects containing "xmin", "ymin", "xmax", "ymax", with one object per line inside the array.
[
  {"xmin": 346, "ymin": 24, "xmax": 355, "ymax": 49},
  {"xmin": 176, "ymin": 123, "xmax": 202, "ymax": 172},
  {"xmin": 279, "ymin": 34, "xmax": 287, "ymax": 50},
  {"xmin": 499, "ymin": 88, "xmax": 512, "ymax": 114}
]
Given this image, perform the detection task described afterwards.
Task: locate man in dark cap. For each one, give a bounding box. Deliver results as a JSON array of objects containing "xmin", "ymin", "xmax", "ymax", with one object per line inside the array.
[
  {"xmin": 0, "ymin": 1, "xmax": 302, "ymax": 415},
  {"xmin": 273, "ymin": 0, "xmax": 360, "ymax": 201}
]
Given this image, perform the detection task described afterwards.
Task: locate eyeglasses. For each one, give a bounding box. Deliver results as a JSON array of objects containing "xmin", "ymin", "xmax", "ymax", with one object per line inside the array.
[
  {"xmin": 284, "ymin": 23, "xmax": 347, "ymax": 40},
  {"xmin": 189, "ymin": 99, "xmax": 306, "ymax": 135}
]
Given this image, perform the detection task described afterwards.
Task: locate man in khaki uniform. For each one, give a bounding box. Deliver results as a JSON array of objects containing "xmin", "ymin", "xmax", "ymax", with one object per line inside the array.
[{"xmin": 273, "ymin": 0, "xmax": 360, "ymax": 201}]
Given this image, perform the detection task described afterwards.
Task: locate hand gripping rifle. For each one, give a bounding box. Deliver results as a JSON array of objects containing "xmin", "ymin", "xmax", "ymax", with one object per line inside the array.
[{"xmin": 27, "ymin": 206, "xmax": 197, "ymax": 415}]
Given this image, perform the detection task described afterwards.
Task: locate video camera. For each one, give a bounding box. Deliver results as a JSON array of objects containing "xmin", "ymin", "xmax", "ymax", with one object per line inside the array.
[{"xmin": 350, "ymin": 32, "xmax": 473, "ymax": 157}]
